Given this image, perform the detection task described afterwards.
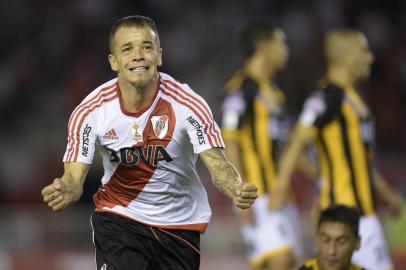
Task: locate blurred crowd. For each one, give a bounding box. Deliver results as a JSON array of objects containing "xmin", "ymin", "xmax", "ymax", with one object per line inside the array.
[{"xmin": 1, "ymin": 0, "xmax": 405, "ymax": 206}]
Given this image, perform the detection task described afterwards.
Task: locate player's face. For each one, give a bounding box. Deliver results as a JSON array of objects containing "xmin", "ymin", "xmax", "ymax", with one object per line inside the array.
[
  {"xmin": 348, "ymin": 34, "xmax": 374, "ymax": 81},
  {"xmin": 316, "ymin": 222, "xmax": 360, "ymax": 270},
  {"xmin": 270, "ymin": 29, "xmax": 289, "ymax": 70},
  {"xmin": 109, "ymin": 26, "xmax": 162, "ymax": 88},
  {"xmin": 261, "ymin": 28, "xmax": 289, "ymax": 71}
]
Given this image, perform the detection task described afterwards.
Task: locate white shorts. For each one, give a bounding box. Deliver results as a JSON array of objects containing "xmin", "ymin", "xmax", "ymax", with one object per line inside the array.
[
  {"xmin": 240, "ymin": 195, "xmax": 303, "ymax": 267},
  {"xmin": 351, "ymin": 215, "xmax": 393, "ymax": 270}
]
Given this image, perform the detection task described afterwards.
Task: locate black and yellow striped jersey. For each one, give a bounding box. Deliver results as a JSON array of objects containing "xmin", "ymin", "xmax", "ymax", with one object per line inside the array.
[
  {"xmin": 299, "ymin": 82, "xmax": 376, "ymax": 216},
  {"xmin": 299, "ymin": 258, "xmax": 364, "ymax": 270},
  {"xmin": 221, "ymin": 77, "xmax": 289, "ymax": 195}
]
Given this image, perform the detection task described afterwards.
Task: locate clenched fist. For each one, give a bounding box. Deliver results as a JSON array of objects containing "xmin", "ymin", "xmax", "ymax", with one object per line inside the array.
[
  {"xmin": 232, "ymin": 182, "xmax": 258, "ymax": 209},
  {"xmin": 41, "ymin": 178, "xmax": 72, "ymax": 211}
]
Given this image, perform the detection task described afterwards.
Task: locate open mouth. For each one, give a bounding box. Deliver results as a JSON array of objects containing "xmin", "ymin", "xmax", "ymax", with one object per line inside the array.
[{"xmin": 129, "ymin": 66, "xmax": 149, "ymax": 72}]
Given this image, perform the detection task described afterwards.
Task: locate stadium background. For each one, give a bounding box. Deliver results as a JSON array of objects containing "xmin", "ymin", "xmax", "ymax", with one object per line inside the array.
[{"xmin": 1, "ymin": 0, "xmax": 405, "ymax": 269}]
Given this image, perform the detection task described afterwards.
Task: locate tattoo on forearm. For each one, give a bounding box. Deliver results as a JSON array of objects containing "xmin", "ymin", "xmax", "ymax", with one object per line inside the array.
[{"xmin": 203, "ymin": 149, "xmax": 241, "ymax": 197}]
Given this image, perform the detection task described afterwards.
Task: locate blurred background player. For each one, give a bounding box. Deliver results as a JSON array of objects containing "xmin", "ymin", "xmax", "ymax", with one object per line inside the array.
[
  {"xmin": 221, "ymin": 21, "xmax": 304, "ymax": 270},
  {"xmin": 270, "ymin": 28, "xmax": 404, "ymax": 270},
  {"xmin": 299, "ymin": 205, "xmax": 364, "ymax": 270}
]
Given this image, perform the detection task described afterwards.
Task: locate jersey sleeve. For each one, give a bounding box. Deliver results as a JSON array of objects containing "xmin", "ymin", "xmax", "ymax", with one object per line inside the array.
[
  {"xmin": 184, "ymin": 98, "xmax": 225, "ymax": 154},
  {"xmin": 63, "ymin": 107, "xmax": 98, "ymax": 164},
  {"xmin": 298, "ymin": 85, "xmax": 343, "ymax": 128}
]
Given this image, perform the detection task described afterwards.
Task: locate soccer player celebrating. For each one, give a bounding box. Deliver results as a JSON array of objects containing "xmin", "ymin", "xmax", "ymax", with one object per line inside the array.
[
  {"xmin": 270, "ymin": 29, "xmax": 403, "ymax": 270},
  {"xmin": 41, "ymin": 15, "xmax": 257, "ymax": 270}
]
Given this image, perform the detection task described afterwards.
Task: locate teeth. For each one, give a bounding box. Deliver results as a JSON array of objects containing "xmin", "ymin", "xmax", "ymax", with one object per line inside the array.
[{"xmin": 130, "ymin": 67, "xmax": 147, "ymax": 71}]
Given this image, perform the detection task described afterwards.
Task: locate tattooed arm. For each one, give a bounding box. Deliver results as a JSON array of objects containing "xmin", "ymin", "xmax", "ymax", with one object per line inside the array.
[{"xmin": 199, "ymin": 148, "xmax": 258, "ymax": 209}]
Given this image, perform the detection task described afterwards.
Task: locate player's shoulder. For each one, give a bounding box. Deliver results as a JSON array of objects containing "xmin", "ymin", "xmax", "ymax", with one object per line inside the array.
[
  {"xmin": 298, "ymin": 258, "xmax": 317, "ymax": 270},
  {"xmin": 307, "ymin": 82, "xmax": 343, "ymax": 98},
  {"xmin": 160, "ymin": 72, "xmax": 199, "ymax": 96},
  {"xmin": 322, "ymin": 82, "xmax": 344, "ymax": 100},
  {"xmin": 222, "ymin": 88, "xmax": 245, "ymax": 114},
  {"xmin": 159, "ymin": 72, "xmax": 209, "ymax": 106},
  {"xmin": 238, "ymin": 78, "xmax": 260, "ymax": 105},
  {"xmin": 304, "ymin": 82, "xmax": 344, "ymax": 108},
  {"xmin": 298, "ymin": 263, "xmax": 313, "ymax": 270},
  {"xmin": 68, "ymin": 78, "xmax": 119, "ymax": 124},
  {"xmin": 240, "ymin": 78, "xmax": 258, "ymax": 91},
  {"xmin": 224, "ymin": 77, "xmax": 258, "ymax": 104},
  {"xmin": 79, "ymin": 77, "xmax": 119, "ymax": 105},
  {"xmin": 303, "ymin": 88, "xmax": 324, "ymax": 109}
]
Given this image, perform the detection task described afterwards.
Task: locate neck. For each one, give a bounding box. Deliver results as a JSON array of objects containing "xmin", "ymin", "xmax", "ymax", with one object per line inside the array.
[
  {"xmin": 245, "ymin": 55, "xmax": 275, "ymax": 82},
  {"xmin": 316, "ymin": 257, "xmax": 352, "ymax": 270},
  {"xmin": 327, "ymin": 65, "xmax": 356, "ymax": 90},
  {"xmin": 119, "ymin": 73, "xmax": 159, "ymax": 113}
]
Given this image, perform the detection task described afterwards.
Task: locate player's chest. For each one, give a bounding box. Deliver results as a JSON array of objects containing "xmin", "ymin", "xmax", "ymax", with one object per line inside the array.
[
  {"xmin": 98, "ymin": 107, "xmax": 180, "ymax": 167},
  {"xmin": 341, "ymin": 99, "xmax": 375, "ymax": 144},
  {"xmin": 98, "ymin": 99, "xmax": 178, "ymax": 151}
]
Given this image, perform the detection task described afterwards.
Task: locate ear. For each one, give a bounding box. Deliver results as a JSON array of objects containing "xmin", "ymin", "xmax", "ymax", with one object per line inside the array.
[
  {"xmin": 108, "ymin": 54, "xmax": 119, "ymax": 72},
  {"xmin": 157, "ymin": 48, "xmax": 163, "ymax": 67}
]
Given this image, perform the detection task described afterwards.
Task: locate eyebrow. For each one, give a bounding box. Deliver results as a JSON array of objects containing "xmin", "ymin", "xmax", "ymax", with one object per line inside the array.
[
  {"xmin": 120, "ymin": 41, "xmax": 153, "ymax": 48},
  {"xmin": 121, "ymin": 42, "xmax": 131, "ymax": 48},
  {"xmin": 319, "ymin": 233, "xmax": 330, "ymax": 238},
  {"xmin": 319, "ymin": 233, "xmax": 349, "ymax": 240}
]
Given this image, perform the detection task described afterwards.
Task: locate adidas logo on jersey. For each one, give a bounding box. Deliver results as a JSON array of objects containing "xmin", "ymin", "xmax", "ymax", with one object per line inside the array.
[{"xmin": 103, "ymin": 129, "xmax": 119, "ymax": 140}]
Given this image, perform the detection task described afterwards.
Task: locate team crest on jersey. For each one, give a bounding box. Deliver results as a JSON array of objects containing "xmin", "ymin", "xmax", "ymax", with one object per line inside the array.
[
  {"xmin": 151, "ymin": 115, "xmax": 169, "ymax": 139},
  {"xmin": 131, "ymin": 123, "xmax": 143, "ymax": 144}
]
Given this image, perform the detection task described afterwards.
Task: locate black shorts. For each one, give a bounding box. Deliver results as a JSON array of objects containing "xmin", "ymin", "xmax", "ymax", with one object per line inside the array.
[{"xmin": 91, "ymin": 212, "xmax": 201, "ymax": 270}]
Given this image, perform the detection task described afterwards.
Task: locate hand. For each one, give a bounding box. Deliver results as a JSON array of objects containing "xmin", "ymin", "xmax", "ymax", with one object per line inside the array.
[
  {"xmin": 232, "ymin": 182, "xmax": 258, "ymax": 209},
  {"xmin": 41, "ymin": 178, "xmax": 71, "ymax": 211},
  {"xmin": 268, "ymin": 186, "xmax": 287, "ymax": 211}
]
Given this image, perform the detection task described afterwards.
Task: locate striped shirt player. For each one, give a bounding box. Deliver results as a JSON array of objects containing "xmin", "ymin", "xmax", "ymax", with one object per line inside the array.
[
  {"xmin": 298, "ymin": 83, "xmax": 393, "ymax": 270},
  {"xmin": 270, "ymin": 29, "xmax": 402, "ymax": 270},
  {"xmin": 222, "ymin": 77, "xmax": 303, "ymax": 268},
  {"xmin": 221, "ymin": 23, "xmax": 303, "ymax": 270}
]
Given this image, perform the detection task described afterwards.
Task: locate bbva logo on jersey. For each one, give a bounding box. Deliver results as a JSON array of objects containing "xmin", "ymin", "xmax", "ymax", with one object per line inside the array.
[
  {"xmin": 107, "ymin": 145, "xmax": 173, "ymax": 167},
  {"xmin": 151, "ymin": 115, "xmax": 169, "ymax": 139}
]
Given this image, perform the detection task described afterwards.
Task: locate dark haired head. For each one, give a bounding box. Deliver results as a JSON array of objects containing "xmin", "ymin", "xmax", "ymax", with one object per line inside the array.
[
  {"xmin": 318, "ymin": 205, "xmax": 360, "ymax": 237},
  {"xmin": 239, "ymin": 21, "xmax": 277, "ymax": 59},
  {"xmin": 109, "ymin": 15, "xmax": 160, "ymax": 53}
]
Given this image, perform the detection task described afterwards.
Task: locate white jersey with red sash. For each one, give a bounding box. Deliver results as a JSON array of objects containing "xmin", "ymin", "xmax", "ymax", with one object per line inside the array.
[{"xmin": 63, "ymin": 72, "xmax": 225, "ymax": 233}]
